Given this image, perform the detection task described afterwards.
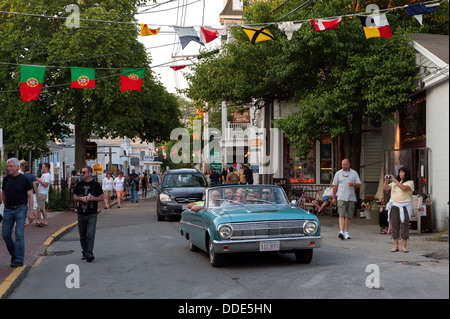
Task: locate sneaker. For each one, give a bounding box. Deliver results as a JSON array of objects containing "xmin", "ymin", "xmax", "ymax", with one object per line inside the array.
[
  {"xmin": 86, "ymin": 255, "xmax": 95, "ymax": 262},
  {"xmin": 338, "ymin": 231, "xmax": 345, "ymax": 240},
  {"xmin": 344, "ymin": 232, "xmax": 351, "ymax": 239},
  {"xmin": 10, "ymin": 261, "xmax": 24, "ymax": 267}
]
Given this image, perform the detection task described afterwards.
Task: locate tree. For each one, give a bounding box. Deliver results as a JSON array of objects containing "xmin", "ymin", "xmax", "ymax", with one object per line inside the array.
[
  {"xmin": 185, "ymin": 0, "xmax": 448, "ymax": 173},
  {"xmin": 0, "ymin": 0, "xmax": 182, "ymax": 169}
]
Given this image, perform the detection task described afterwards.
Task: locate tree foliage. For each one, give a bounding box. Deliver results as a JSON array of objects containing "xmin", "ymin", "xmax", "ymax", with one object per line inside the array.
[
  {"xmin": 184, "ymin": 0, "xmax": 448, "ymax": 168},
  {"xmin": 0, "ymin": 0, "xmax": 181, "ymax": 167}
]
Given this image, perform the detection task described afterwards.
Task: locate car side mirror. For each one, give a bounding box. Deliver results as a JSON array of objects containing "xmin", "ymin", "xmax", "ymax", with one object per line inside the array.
[{"xmin": 291, "ymin": 200, "xmax": 297, "ymax": 206}]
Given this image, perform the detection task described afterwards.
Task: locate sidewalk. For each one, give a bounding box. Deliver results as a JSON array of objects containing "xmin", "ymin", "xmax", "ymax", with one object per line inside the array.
[
  {"xmin": 318, "ymin": 215, "xmax": 449, "ymax": 262},
  {"xmin": 0, "ymin": 200, "xmax": 111, "ymax": 299}
]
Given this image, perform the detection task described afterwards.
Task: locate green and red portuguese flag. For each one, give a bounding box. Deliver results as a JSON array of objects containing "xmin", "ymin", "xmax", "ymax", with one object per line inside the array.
[
  {"xmin": 71, "ymin": 67, "xmax": 96, "ymax": 89},
  {"xmin": 20, "ymin": 65, "xmax": 46, "ymax": 102},
  {"xmin": 120, "ymin": 68, "xmax": 145, "ymax": 92}
]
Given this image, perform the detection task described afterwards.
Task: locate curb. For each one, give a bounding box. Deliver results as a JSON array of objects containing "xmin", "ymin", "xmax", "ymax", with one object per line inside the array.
[
  {"xmin": 0, "ymin": 220, "xmax": 78, "ymax": 300},
  {"xmin": 0, "ymin": 266, "xmax": 30, "ymax": 299}
]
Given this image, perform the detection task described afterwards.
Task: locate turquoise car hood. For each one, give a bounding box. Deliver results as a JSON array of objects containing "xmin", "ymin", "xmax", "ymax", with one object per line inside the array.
[{"xmin": 210, "ymin": 204, "xmax": 318, "ymax": 223}]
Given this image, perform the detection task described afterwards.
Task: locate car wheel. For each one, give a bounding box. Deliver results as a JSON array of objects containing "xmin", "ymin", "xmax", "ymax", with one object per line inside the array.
[
  {"xmin": 189, "ymin": 238, "xmax": 200, "ymax": 252},
  {"xmin": 295, "ymin": 249, "xmax": 313, "ymax": 264},
  {"xmin": 208, "ymin": 237, "xmax": 224, "ymax": 267}
]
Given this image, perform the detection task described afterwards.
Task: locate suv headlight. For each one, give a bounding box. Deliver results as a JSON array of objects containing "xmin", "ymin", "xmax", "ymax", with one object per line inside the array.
[
  {"xmin": 303, "ymin": 221, "xmax": 318, "ymax": 235},
  {"xmin": 218, "ymin": 224, "xmax": 233, "ymax": 239},
  {"xmin": 159, "ymin": 193, "xmax": 171, "ymax": 202}
]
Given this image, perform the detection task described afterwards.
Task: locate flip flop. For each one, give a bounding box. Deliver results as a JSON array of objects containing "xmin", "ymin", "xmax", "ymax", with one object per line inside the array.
[
  {"xmin": 402, "ymin": 249, "xmax": 409, "ymax": 253},
  {"xmin": 390, "ymin": 248, "xmax": 399, "ymax": 252}
]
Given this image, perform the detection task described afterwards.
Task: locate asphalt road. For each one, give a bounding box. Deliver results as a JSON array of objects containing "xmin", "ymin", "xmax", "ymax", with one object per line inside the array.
[{"xmin": 8, "ymin": 197, "xmax": 449, "ymax": 300}]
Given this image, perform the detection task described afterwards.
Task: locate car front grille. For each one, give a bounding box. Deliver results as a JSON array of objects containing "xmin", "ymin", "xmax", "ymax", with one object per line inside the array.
[
  {"xmin": 229, "ymin": 220, "xmax": 305, "ymax": 240},
  {"xmin": 174, "ymin": 197, "xmax": 199, "ymax": 204}
]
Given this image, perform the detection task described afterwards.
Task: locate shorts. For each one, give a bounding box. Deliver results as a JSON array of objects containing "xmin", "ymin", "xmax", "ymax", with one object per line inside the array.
[
  {"xmin": 337, "ymin": 200, "xmax": 355, "ymax": 218},
  {"xmin": 37, "ymin": 193, "xmax": 47, "ymax": 211},
  {"xmin": 115, "ymin": 190, "xmax": 125, "ymax": 199},
  {"xmin": 104, "ymin": 190, "xmax": 113, "ymax": 197}
]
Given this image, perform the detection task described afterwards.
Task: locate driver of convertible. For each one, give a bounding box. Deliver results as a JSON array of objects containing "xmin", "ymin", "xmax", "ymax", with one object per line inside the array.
[{"xmin": 262, "ymin": 188, "xmax": 281, "ymax": 204}]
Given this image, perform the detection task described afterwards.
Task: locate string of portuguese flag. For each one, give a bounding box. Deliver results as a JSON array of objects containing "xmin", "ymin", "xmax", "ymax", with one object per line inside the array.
[{"xmin": 20, "ymin": 66, "xmax": 146, "ymax": 102}]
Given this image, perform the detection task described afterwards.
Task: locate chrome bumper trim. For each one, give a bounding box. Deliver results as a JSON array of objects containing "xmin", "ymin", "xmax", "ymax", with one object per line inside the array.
[{"xmin": 212, "ymin": 236, "xmax": 322, "ymax": 253}]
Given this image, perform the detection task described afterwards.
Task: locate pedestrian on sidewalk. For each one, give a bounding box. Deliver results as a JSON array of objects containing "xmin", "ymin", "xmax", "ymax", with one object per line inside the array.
[
  {"xmin": 332, "ymin": 159, "xmax": 361, "ymax": 240},
  {"xmin": 73, "ymin": 166, "xmax": 103, "ymax": 262},
  {"xmin": 23, "ymin": 164, "xmax": 39, "ymax": 223},
  {"xmin": 141, "ymin": 173, "xmax": 148, "ymax": 198},
  {"xmin": 384, "ymin": 167, "xmax": 414, "ymax": 253},
  {"xmin": 1, "ymin": 158, "xmax": 34, "ymax": 267},
  {"xmin": 102, "ymin": 172, "xmax": 114, "ymax": 209},
  {"xmin": 36, "ymin": 163, "xmax": 51, "ymax": 226},
  {"xmin": 113, "ymin": 171, "xmax": 126, "ymax": 208}
]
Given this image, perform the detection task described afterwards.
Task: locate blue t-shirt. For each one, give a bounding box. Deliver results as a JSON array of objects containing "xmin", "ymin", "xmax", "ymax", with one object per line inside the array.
[{"xmin": 24, "ymin": 173, "xmax": 37, "ymax": 194}]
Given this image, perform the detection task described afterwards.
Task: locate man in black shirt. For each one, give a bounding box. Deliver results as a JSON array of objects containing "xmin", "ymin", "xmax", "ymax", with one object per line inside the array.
[
  {"xmin": 220, "ymin": 166, "xmax": 228, "ymax": 184},
  {"xmin": 73, "ymin": 166, "xmax": 103, "ymax": 262},
  {"xmin": 209, "ymin": 168, "xmax": 221, "ymax": 186},
  {"xmin": 1, "ymin": 158, "xmax": 33, "ymax": 267}
]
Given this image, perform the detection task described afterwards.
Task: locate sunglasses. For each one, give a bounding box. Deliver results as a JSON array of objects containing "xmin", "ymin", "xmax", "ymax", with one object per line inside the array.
[
  {"xmin": 262, "ymin": 191, "xmax": 271, "ymax": 194},
  {"xmin": 81, "ymin": 171, "xmax": 88, "ymax": 175}
]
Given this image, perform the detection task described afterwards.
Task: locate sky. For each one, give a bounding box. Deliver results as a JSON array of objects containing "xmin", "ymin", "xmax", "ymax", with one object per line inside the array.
[{"xmin": 137, "ymin": 0, "xmax": 225, "ymax": 95}]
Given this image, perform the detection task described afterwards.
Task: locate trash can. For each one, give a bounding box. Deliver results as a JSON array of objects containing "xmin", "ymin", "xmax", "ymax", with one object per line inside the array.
[{"xmin": 370, "ymin": 202, "xmax": 380, "ymax": 225}]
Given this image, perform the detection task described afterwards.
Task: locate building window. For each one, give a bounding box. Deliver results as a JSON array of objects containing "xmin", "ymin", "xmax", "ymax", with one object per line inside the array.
[
  {"xmin": 320, "ymin": 137, "xmax": 332, "ymax": 184},
  {"xmin": 401, "ymin": 93, "xmax": 426, "ymax": 149},
  {"xmin": 284, "ymin": 139, "xmax": 315, "ymax": 184},
  {"xmin": 233, "ymin": 0, "xmax": 243, "ymax": 10},
  {"xmin": 284, "ymin": 138, "xmax": 333, "ymax": 185}
]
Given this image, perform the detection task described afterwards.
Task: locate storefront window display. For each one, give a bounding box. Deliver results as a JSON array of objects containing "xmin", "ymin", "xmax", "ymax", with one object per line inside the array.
[{"xmin": 284, "ymin": 138, "xmax": 333, "ymax": 185}]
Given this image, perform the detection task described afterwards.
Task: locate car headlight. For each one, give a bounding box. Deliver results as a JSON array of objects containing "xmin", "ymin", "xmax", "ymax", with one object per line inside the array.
[
  {"xmin": 218, "ymin": 225, "xmax": 233, "ymax": 239},
  {"xmin": 303, "ymin": 221, "xmax": 318, "ymax": 235},
  {"xmin": 159, "ymin": 193, "xmax": 171, "ymax": 202}
]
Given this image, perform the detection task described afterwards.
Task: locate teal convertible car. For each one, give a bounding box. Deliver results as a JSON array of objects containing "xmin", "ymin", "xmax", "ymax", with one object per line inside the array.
[{"xmin": 180, "ymin": 185, "xmax": 321, "ymax": 267}]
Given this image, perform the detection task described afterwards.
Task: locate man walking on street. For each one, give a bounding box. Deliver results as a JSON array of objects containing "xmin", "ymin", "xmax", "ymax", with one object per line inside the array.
[
  {"xmin": 128, "ymin": 169, "xmax": 139, "ymax": 203},
  {"xmin": 73, "ymin": 166, "xmax": 103, "ymax": 262},
  {"xmin": 1, "ymin": 158, "xmax": 34, "ymax": 267},
  {"xmin": 332, "ymin": 159, "xmax": 361, "ymax": 240}
]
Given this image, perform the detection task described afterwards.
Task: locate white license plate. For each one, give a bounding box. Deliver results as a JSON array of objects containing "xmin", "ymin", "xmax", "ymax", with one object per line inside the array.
[{"xmin": 259, "ymin": 241, "xmax": 280, "ymax": 252}]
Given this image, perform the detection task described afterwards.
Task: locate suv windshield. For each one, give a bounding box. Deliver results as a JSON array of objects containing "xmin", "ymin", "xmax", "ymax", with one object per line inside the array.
[{"xmin": 163, "ymin": 173, "xmax": 207, "ymax": 188}]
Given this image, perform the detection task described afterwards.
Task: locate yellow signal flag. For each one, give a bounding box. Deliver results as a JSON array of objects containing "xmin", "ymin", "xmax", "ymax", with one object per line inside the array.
[
  {"xmin": 242, "ymin": 27, "xmax": 274, "ymax": 44},
  {"xmin": 140, "ymin": 24, "xmax": 161, "ymax": 36}
]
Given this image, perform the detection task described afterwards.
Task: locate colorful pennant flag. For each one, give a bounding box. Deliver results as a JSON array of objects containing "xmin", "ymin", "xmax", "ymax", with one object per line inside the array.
[
  {"xmin": 242, "ymin": 27, "xmax": 274, "ymax": 44},
  {"xmin": 121, "ymin": 68, "xmax": 145, "ymax": 92},
  {"xmin": 170, "ymin": 65, "xmax": 188, "ymax": 71},
  {"xmin": 71, "ymin": 67, "xmax": 95, "ymax": 89},
  {"xmin": 359, "ymin": 14, "xmax": 392, "ymax": 39},
  {"xmin": 278, "ymin": 22, "xmax": 303, "ymax": 40},
  {"xmin": 140, "ymin": 24, "xmax": 161, "ymax": 36},
  {"xmin": 200, "ymin": 26, "xmax": 221, "ymax": 44},
  {"xmin": 20, "ymin": 65, "xmax": 46, "ymax": 102},
  {"xmin": 310, "ymin": 17, "xmax": 342, "ymax": 31},
  {"xmin": 407, "ymin": 3, "xmax": 440, "ymax": 25},
  {"xmin": 173, "ymin": 26, "xmax": 204, "ymax": 49}
]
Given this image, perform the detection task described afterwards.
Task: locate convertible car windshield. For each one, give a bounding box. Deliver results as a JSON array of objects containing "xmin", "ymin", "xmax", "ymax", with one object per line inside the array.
[{"xmin": 206, "ymin": 185, "xmax": 289, "ymax": 208}]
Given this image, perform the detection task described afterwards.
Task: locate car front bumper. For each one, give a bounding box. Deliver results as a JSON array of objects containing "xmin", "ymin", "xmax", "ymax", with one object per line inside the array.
[
  {"xmin": 158, "ymin": 201, "xmax": 189, "ymax": 217},
  {"xmin": 211, "ymin": 236, "xmax": 322, "ymax": 254}
]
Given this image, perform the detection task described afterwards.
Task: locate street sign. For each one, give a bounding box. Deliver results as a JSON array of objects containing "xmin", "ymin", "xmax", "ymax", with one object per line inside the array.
[
  {"xmin": 130, "ymin": 157, "xmax": 139, "ymax": 166},
  {"xmin": 93, "ymin": 164, "xmax": 103, "ymax": 173}
]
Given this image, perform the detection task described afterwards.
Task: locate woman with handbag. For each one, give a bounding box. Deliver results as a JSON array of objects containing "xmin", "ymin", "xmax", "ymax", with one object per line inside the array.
[{"xmin": 384, "ymin": 167, "xmax": 414, "ymax": 253}]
